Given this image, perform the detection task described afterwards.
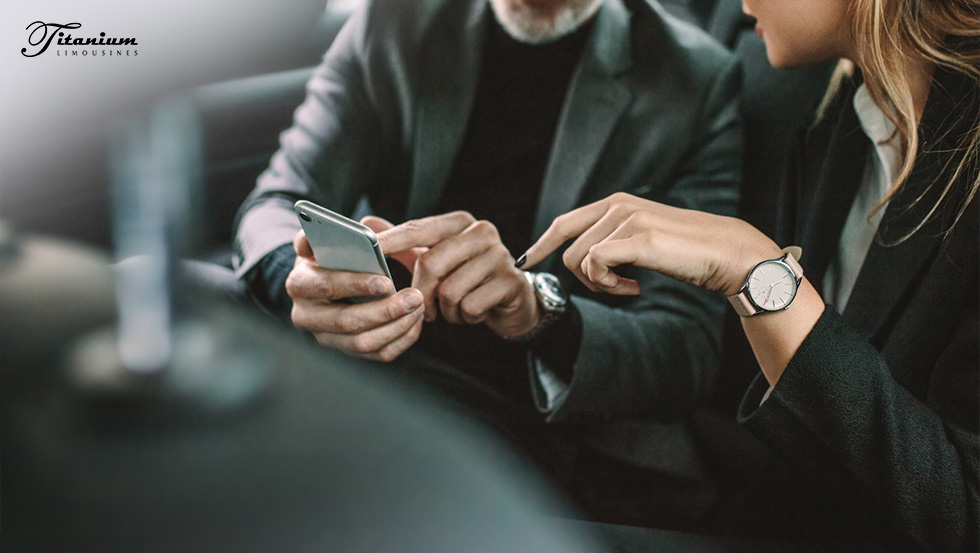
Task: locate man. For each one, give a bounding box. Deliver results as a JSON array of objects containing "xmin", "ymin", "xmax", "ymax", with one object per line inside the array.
[{"xmin": 234, "ymin": 0, "xmax": 739, "ymax": 519}]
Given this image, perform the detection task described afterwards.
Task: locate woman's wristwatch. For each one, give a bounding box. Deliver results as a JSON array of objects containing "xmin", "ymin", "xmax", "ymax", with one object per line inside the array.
[{"xmin": 727, "ymin": 246, "xmax": 804, "ymax": 317}]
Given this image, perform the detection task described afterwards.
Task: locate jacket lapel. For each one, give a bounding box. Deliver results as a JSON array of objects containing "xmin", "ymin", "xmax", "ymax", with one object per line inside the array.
[
  {"xmin": 794, "ymin": 80, "xmax": 869, "ymax": 294},
  {"xmin": 406, "ymin": 0, "xmax": 486, "ymax": 220},
  {"xmin": 533, "ymin": 0, "xmax": 633, "ymax": 273},
  {"xmin": 842, "ymin": 188, "xmax": 944, "ymax": 347},
  {"xmin": 842, "ymin": 67, "xmax": 979, "ymax": 346}
]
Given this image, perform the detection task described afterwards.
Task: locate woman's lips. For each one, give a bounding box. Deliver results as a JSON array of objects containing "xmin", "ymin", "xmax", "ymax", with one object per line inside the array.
[{"xmin": 754, "ymin": 21, "xmax": 763, "ymax": 38}]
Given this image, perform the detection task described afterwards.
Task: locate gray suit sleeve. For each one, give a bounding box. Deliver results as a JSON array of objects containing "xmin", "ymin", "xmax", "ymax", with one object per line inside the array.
[
  {"xmin": 232, "ymin": 3, "xmax": 381, "ymax": 279},
  {"xmin": 538, "ymin": 57, "xmax": 742, "ymax": 423}
]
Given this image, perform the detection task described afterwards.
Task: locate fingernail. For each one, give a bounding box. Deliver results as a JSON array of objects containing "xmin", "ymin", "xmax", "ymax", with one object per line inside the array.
[
  {"xmin": 514, "ymin": 254, "xmax": 527, "ymax": 268},
  {"xmin": 370, "ymin": 279, "xmax": 386, "ymax": 296},
  {"xmin": 402, "ymin": 291, "xmax": 423, "ymax": 311}
]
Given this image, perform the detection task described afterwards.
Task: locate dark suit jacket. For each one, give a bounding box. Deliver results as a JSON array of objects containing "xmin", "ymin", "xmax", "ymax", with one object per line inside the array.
[
  {"xmin": 720, "ymin": 68, "xmax": 978, "ymax": 552},
  {"xmin": 233, "ymin": 0, "xmax": 742, "ymax": 425}
]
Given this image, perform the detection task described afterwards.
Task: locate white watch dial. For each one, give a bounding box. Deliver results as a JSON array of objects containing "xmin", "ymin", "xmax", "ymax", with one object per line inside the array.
[{"xmin": 748, "ymin": 260, "xmax": 797, "ymax": 311}]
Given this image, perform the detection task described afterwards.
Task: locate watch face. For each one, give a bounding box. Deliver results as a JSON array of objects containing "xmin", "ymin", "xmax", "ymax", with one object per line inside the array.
[
  {"xmin": 748, "ymin": 260, "xmax": 798, "ymax": 311},
  {"xmin": 534, "ymin": 273, "xmax": 568, "ymax": 308}
]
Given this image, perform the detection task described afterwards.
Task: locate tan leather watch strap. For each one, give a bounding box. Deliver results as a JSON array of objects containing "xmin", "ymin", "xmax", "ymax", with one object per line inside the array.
[
  {"xmin": 781, "ymin": 246, "xmax": 803, "ymax": 278},
  {"xmin": 728, "ymin": 287, "xmax": 759, "ymax": 317}
]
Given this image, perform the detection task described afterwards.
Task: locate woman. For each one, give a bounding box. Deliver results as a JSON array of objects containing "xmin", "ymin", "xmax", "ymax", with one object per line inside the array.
[{"xmin": 519, "ymin": 0, "xmax": 978, "ymax": 550}]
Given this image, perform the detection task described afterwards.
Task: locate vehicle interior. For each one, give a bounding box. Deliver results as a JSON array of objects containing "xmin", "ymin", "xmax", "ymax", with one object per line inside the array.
[{"xmin": 2, "ymin": 0, "xmax": 840, "ymax": 550}]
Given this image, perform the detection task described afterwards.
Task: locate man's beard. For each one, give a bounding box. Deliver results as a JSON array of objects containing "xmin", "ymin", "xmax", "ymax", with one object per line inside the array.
[{"xmin": 488, "ymin": 0, "xmax": 602, "ymax": 44}]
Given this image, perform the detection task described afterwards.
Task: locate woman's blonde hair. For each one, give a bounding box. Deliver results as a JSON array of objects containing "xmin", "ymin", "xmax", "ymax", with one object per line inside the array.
[{"xmin": 824, "ymin": 0, "xmax": 979, "ymax": 243}]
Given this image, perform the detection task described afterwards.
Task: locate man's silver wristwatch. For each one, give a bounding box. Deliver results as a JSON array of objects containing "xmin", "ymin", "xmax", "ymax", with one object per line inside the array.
[
  {"xmin": 727, "ymin": 246, "xmax": 804, "ymax": 317},
  {"xmin": 507, "ymin": 271, "xmax": 569, "ymax": 341}
]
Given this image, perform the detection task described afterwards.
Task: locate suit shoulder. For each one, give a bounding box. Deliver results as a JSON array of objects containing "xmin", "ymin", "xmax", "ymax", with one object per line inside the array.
[
  {"xmin": 629, "ymin": 0, "xmax": 737, "ymax": 83},
  {"xmin": 358, "ymin": 0, "xmax": 469, "ymax": 44}
]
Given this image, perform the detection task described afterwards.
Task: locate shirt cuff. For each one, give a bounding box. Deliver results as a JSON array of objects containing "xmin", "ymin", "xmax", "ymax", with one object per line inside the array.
[
  {"xmin": 243, "ymin": 243, "xmax": 296, "ymax": 320},
  {"xmin": 527, "ymin": 300, "xmax": 582, "ymax": 413}
]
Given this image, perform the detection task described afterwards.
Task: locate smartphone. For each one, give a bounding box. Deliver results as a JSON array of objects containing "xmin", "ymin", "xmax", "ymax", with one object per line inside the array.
[{"xmin": 293, "ymin": 200, "xmax": 393, "ymax": 301}]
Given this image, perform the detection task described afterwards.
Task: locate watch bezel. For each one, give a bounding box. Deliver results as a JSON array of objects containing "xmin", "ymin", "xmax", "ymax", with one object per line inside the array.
[
  {"xmin": 532, "ymin": 272, "xmax": 568, "ymax": 311},
  {"xmin": 745, "ymin": 256, "xmax": 799, "ymax": 312},
  {"xmin": 504, "ymin": 271, "xmax": 569, "ymax": 342}
]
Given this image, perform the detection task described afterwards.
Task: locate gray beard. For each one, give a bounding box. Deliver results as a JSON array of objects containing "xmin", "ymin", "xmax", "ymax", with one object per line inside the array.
[{"xmin": 488, "ymin": 0, "xmax": 602, "ymax": 45}]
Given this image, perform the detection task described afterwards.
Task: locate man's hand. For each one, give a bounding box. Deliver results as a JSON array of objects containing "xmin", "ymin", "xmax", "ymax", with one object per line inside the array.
[
  {"xmin": 375, "ymin": 211, "xmax": 541, "ymax": 339},
  {"xmin": 286, "ymin": 230, "xmax": 425, "ymax": 362}
]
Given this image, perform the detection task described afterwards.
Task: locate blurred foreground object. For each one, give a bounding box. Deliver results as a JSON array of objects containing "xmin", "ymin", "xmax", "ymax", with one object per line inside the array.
[
  {"xmin": 0, "ymin": 230, "xmax": 606, "ymax": 552},
  {"xmin": 54, "ymin": 96, "xmax": 269, "ymax": 413},
  {"xmin": 0, "ymin": 91, "xmax": 606, "ymax": 551}
]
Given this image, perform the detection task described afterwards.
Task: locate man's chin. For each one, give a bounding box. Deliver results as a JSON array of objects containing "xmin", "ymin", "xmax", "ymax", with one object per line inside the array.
[{"xmin": 490, "ymin": 0, "xmax": 598, "ymax": 44}]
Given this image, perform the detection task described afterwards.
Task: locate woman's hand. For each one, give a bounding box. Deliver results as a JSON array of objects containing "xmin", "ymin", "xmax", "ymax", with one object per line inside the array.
[
  {"xmin": 521, "ymin": 193, "xmax": 826, "ymax": 385},
  {"xmin": 520, "ymin": 193, "xmax": 783, "ymax": 297}
]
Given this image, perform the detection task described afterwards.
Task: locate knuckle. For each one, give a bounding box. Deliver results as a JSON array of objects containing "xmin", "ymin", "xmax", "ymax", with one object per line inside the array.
[
  {"xmin": 611, "ymin": 202, "xmax": 638, "ymax": 221},
  {"xmin": 562, "ymin": 247, "xmax": 577, "ymax": 267},
  {"xmin": 377, "ymin": 348, "xmax": 399, "ymax": 363},
  {"xmin": 490, "ymin": 243, "xmax": 510, "ymax": 261},
  {"xmin": 450, "ymin": 210, "xmax": 476, "ymax": 224},
  {"xmin": 284, "ymin": 271, "xmax": 301, "ymax": 299},
  {"xmin": 290, "ymin": 305, "xmax": 308, "ymax": 329},
  {"xmin": 333, "ymin": 311, "xmax": 359, "ymax": 334},
  {"xmin": 438, "ymin": 285, "xmax": 461, "ymax": 307},
  {"xmin": 351, "ymin": 333, "xmax": 376, "ymax": 353},
  {"xmin": 312, "ymin": 276, "xmax": 336, "ymax": 299},
  {"xmin": 385, "ymin": 297, "xmax": 405, "ymax": 320},
  {"xmin": 396, "ymin": 220, "xmax": 426, "ymax": 243},
  {"xmin": 360, "ymin": 277, "xmax": 380, "ymax": 296},
  {"xmin": 588, "ymin": 244, "xmax": 604, "ymax": 262},
  {"xmin": 552, "ymin": 213, "xmax": 570, "ymax": 235},
  {"xmin": 459, "ymin": 297, "xmax": 482, "ymax": 320},
  {"xmin": 472, "ymin": 220, "xmax": 499, "ymax": 240},
  {"xmin": 400, "ymin": 219, "xmax": 422, "ymax": 234},
  {"xmin": 634, "ymin": 210, "xmax": 655, "ymax": 227},
  {"xmin": 417, "ymin": 252, "xmax": 442, "ymax": 275},
  {"xmin": 610, "ymin": 191, "xmax": 631, "ymax": 204}
]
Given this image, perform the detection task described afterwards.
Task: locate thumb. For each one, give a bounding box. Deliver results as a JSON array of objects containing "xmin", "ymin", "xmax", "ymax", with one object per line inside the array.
[{"xmin": 361, "ymin": 215, "xmax": 425, "ymax": 275}]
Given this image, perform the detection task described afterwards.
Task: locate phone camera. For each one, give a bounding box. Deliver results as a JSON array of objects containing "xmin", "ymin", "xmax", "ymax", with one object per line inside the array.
[{"xmin": 299, "ymin": 212, "xmax": 312, "ymax": 222}]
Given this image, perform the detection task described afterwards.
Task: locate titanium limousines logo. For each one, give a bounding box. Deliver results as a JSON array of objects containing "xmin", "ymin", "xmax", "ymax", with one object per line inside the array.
[{"xmin": 22, "ymin": 21, "xmax": 138, "ymax": 57}]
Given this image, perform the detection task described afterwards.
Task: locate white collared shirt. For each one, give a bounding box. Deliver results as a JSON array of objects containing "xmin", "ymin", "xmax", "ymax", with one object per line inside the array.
[{"xmin": 822, "ymin": 83, "xmax": 902, "ymax": 312}]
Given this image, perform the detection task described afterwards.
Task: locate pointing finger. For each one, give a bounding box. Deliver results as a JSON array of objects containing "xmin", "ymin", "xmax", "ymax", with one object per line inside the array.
[
  {"xmin": 519, "ymin": 200, "xmax": 609, "ymax": 269},
  {"xmin": 377, "ymin": 211, "xmax": 476, "ymax": 255},
  {"xmin": 363, "ymin": 215, "xmax": 426, "ymax": 276}
]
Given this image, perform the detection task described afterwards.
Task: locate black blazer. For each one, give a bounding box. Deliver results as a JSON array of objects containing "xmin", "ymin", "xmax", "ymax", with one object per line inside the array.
[{"xmin": 712, "ymin": 68, "xmax": 978, "ymax": 552}]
